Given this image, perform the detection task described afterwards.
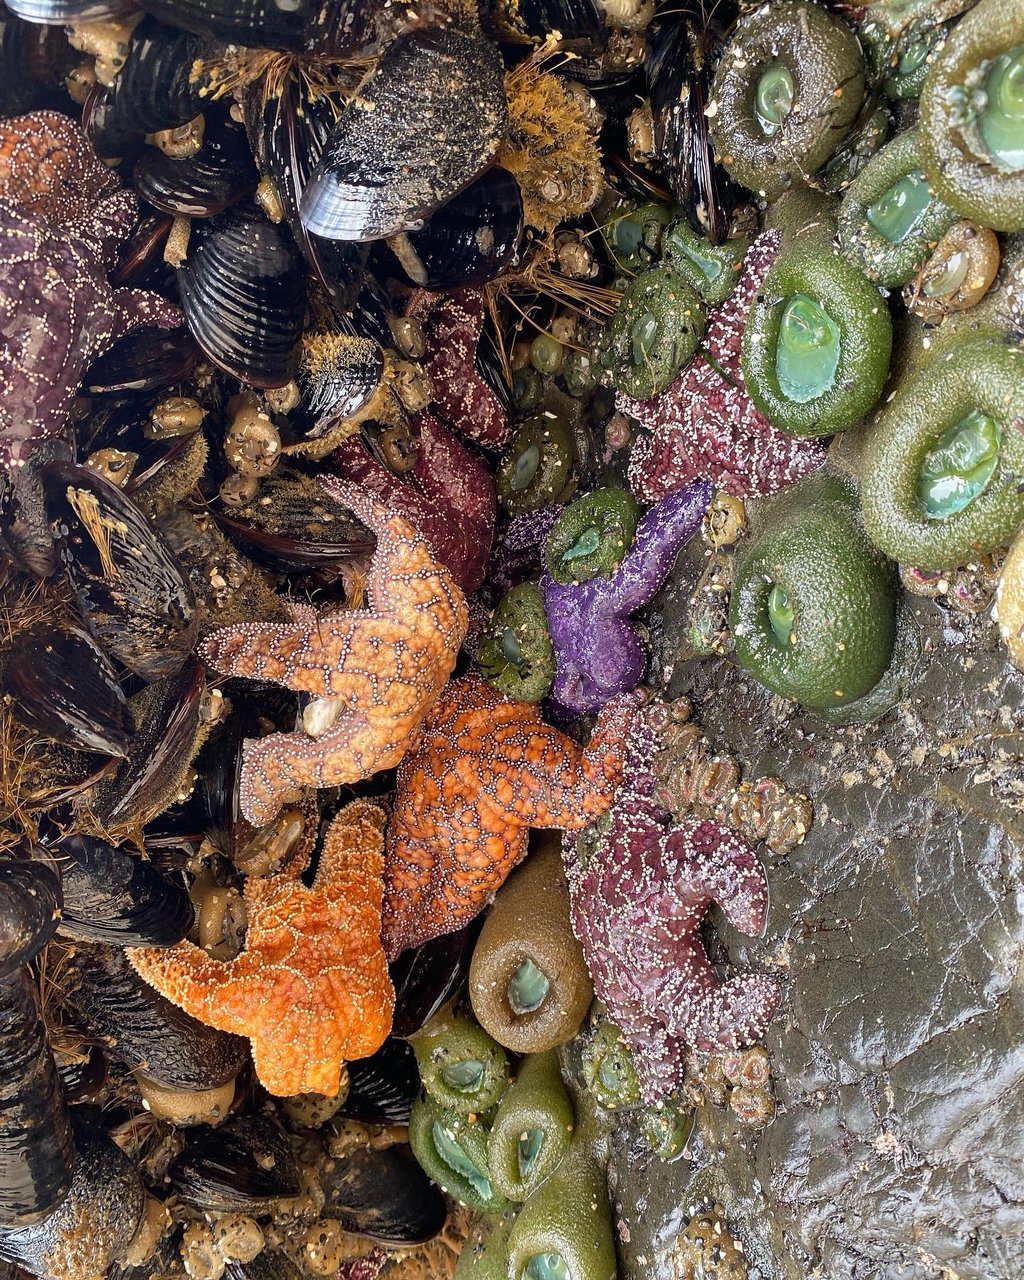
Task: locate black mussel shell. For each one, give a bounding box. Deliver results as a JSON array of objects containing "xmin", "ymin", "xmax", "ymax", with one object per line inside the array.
[
  {"xmin": 43, "ymin": 460, "xmax": 198, "ymax": 681},
  {"xmin": 320, "ymin": 1144, "xmax": 447, "ymax": 1244},
  {"xmin": 214, "ymin": 475, "xmax": 373, "ymax": 570},
  {"xmin": 338, "ymin": 1039, "xmax": 419, "ymax": 1126},
  {"xmin": 243, "ymin": 62, "xmax": 367, "ymax": 312},
  {"xmin": 0, "ymin": 438, "xmax": 71, "ymax": 579},
  {"xmin": 140, "ymin": 0, "xmax": 423, "ymax": 56},
  {"xmin": 300, "ymin": 26, "xmax": 508, "ymax": 243},
  {"xmin": 90, "ymin": 660, "xmax": 206, "ymax": 828},
  {"xmin": 0, "ymin": 861, "xmax": 62, "ymax": 982},
  {"xmin": 0, "ymin": 1116, "xmax": 143, "ymax": 1273},
  {"xmin": 56, "ymin": 942, "xmax": 248, "ymax": 1089},
  {"xmin": 169, "ymin": 1115, "xmax": 299, "ymax": 1213},
  {"xmin": 83, "ymin": 325, "xmax": 200, "ymax": 396},
  {"xmin": 0, "ymin": 15, "xmax": 78, "ymax": 116},
  {"xmin": 390, "ymin": 927, "xmax": 472, "ymax": 1037},
  {"xmin": 134, "ymin": 108, "xmax": 258, "ymax": 218},
  {"xmin": 110, "ymin": 211, "xmax": 175, "ymax": 289},
  {"xmin": 0, "ymin": 969, "xmax": 75, "ymax": 1227},
  {"xmin": 54, "ymin": 1044, "xmax": 107, "ymax": 1106},
  {"xmin": 225, "ymin": 1253, "xmax": 303, "ymax": 1280},
  {"xmin": 177, "ymin": 205, "xmax": 306, "ymax": 388},
  {"xmin": 5, "ymin": 627, "xmax": 133, "ymax": 758},
  {"xmin": 647, "ymin": 6, "xmax": 742, "ymax": 245},
  {"xmin": 480, "ymin": 0, "xmax": 605, "ymax": 45},
  {"xmin": 294, "ymin": 335, "xmax": 385, "ymax": 442},
  {"xmin": 394, "ymin": 165, "xmax": 523, "ymax": 290},
  {"xmin": 54, "ymin": 835, "xmax": 194, "ymax": 947},
  {"xmin": 4, "ymin": 0, "xmax": 134, "ymax": 21},
  {"xmin": 84, "ymin": 17, "xmax": 209, "ymax": 161}
]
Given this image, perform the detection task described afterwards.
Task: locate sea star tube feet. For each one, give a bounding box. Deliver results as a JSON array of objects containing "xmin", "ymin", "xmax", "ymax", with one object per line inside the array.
[
  {"xmin": 381, "ymin": 673, "xmax": 639, "ymax": 960},
  {"xmin": 128, "ymin": 800, "xmax": 395, "ymax": 1098},
  {"xmin": 199, "ymin": 481, "xmax": 468, "ymax": 826}
]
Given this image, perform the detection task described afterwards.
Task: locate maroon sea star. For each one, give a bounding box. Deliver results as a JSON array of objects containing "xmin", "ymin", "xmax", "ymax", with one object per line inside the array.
[
  {"xmin": 617, "ymin": 229, "xmax": 825, "ymax": 501},
  {"xmin": 564, "ymin": 712, "xmax": 780, "ymax": 1103},
  {"xmin": 0, "ymin": 192, "xmax": 181, "ymax": 470}
]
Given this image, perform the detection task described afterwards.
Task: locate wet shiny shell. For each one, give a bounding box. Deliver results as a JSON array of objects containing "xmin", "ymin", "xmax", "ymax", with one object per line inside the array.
[
  {"xmin": 56, "ymin": 942, "xmax": 248, "ymax": 1090},
  {"xmin": 481, "ymin": 0, "xmax": 605, "ymax": 44},
  {"xmin": 55, "ymin": 835, "xmax": 194, "ymax": 947},
  {"xmin": 4, "ymin": 0, "xmax": 134, "ymax": 21},
  {"xmin": 43, "ymin": 461, "xmax": 198, "ymax": 682},
  {"xmin": 84, "ymin": 17, "xmax": 209, "ymax": 160},
  {"xmin": 0, "ymin": 1119, "xmax": 143, "ymax": 1280},
  {"xmin": 395, "ymin": 165, "xmax": 523, "ymax": 290},
  {"xmin": 90, "ymin": 661, "xmax": 206, "ymax": 829},
  {"xmin": 84, "ymin": 326, "xmax": 200, "ymax": 397},
  {"xmin": 176, "ymin": 206, "xmax": 306, "ymax": 388},
  {"xmin": 319, "ymin": 1144, "xmax": 447, "ymax": 1244},
  {"xmin": 299, "ymin": 26, "xmax": 508, "ymax": 242},
  {"xmin": 5, "ymin": 627, "xmax": 133, "ymax": 758},
  {"xmin": 134, "ymin": 109, "xmax": 258, "ymax": 218},
  {"xmin": 0, "ymin": 969, "xmax": 75, "ymax": 1227},
  {"xmin": 0, "ymin": 861, "xmax": 62, "ymax": 982},
  {"xmin": 295, "ymin": 336, "xmax": 387, "ymax": 443},
  {"xmin": 390, "ymin": 927, "xmax": 473, "ymax": 1038},
  {"xmin": 337, "ymin": 1039, "xmax": 420, "ymax": 1126},
  {"xmin": 215, "ymin": 474, "xmax": 373, "ymax": 569},
  {"xmin": 169, "ymin": 1115, "xmax": 300, "ymax": 1213}
]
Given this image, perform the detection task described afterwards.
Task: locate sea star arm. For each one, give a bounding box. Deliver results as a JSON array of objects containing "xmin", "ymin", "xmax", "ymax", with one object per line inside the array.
[
  {"xmin": 127, "ymin": 941, "xmax": 259, "ymax": 1037},
  {"xmin": 608, "ymin": 481, "xmax": 712, "ymax": 614},
  {"xmin": 670, "ymin": 820, "xmax": 771, "ymax": 937},
  {"xmin": 314, "ymin": 799, "xmax": 387, "ymax": 902}
]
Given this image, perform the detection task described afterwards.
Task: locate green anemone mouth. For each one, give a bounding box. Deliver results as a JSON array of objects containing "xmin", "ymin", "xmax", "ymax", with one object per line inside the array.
[
  {"xmin": 754, "ymin": 61, "xmax": 796, "ymax": 137},
  {"xmin": 775, "ymin": 294, "xmax": 842, "ymax": 403},
  {"xmin": 917, "ymin": 408, "xmax": 1002, "ymax": 520},
  {"xmin": 979, "ymin": 44, "xmax": 1024, "ymax": 170}
]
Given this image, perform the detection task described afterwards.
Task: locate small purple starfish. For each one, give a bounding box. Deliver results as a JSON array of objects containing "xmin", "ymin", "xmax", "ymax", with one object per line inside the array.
[
  {"xmin": 564, "ymin": 712, "xmax": 780, "ymax": 1104},
  {"xmin": 618, "ymin": 229, "xmax": 826, "ymax": 501},
  {"xmin": 540, "ymin": 481, "xmax": 711, "ymax": 717},
  {"xmin": 0, "ymin": 192, "xmax": 181, "ymax": 471}
]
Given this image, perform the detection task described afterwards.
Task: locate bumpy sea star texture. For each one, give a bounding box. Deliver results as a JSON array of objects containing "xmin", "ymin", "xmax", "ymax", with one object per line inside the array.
[
  {"xmin": 199, "ymin": 480, "xmax": 468, "ymax": 826},
  {"xmin": 564, "ymin": 712, "xmax": 780, "ymax": 1104},
  {"xmin": 381, "ymin": 672, "xmax": 638, "ymax": 959},
  {"xmin": 0, "ymin": 193, "xmax": 181, "ymax": 470},
  {"xmin": 333, "ymin": 409, "xmax": 496, "ymax": 594},
  {"xmin": 128, "ymin": 800, "xmax": 395, "ymax": 1097},
  {"xmin": 0, "ymin": 110, "xmax": 120, "ymax": 225},
  {"xmin": 541, "ymin": 481, "xmax": 712, "ymax": 716},
  {"xmin": 618, "ymin": 230, "xmax": 826, "ymax": 501},
  {"xmin": 405, "ymin": 287, "xmax": 511, "ymax": 449}
]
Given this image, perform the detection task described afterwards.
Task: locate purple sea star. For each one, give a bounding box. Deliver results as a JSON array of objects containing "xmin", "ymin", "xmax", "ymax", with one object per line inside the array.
[
  {"xmin": 564, "ymin": 712, "xmax": 780, "ymax": 1104},
  {"xmin": 617, "ymin": 229, "xmax": 826, "ymax": 501},
  {"xmin": 540, "ymin": 481, "xmax": 711, "ymax": 717},
  {"xmin": 0, "ymin": 193, "xmax": 181, "ymax": 471}
]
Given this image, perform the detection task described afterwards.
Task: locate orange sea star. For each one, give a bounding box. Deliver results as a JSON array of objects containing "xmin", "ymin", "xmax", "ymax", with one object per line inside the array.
[
  {"xmin": 128, "ymin": 800, "xmax": 395, "ymax": 1097},
  {"xmin": 199, "ymin": 479, "xmax": 469, "ymax": 826},
  {"xmin": 381, "ymin": 673, "xmax": 639, "ymax": 959}
]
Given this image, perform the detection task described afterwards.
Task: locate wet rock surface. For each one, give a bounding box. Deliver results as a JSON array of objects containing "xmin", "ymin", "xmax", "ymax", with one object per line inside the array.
[{"xmin": 611, "ymin": 547, "xmax": 1024, "ymax": 1280}]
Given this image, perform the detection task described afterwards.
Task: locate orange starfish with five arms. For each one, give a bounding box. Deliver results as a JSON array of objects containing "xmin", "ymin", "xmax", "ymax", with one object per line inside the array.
[
  {"xmin": 128, "ymin": 800, "xmax": 395, "ymax": 1097},
  {"xmin": 199, "ymin": 479, "xmax": 468, "ymax": 826},
  {"xmin": 381, "ymin": 673, "xmax": 639, "ymax": 959}
]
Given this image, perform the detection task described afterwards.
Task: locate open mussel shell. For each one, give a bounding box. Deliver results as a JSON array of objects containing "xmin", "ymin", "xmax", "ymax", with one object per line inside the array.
[
  {"xmin": 54, "ymin": 835, "xmax": 194, "ymax": 947},
  {"xmin": 43, "ymin": 461, "xmax": 198, "ymax": 682},
  {"xmin": 242, "ymin": 59, "xmax": 367, "ymax": 311},
  {"xmin": 0, "ymin": 1115, "xmax": 143, "ymax": 1277},
  {"xmin": 320, "ymin": 1143, "xmax": 447, "ymax": 1245},
  {"xmin": 177, "ymin": 205, "xmax": 306, "ymax": 388},
  {"xmin": 5, "ymin": 627, "xmax": 133, "ymax": 758},
  {"xmin": 134, "ymin": 109, "xmax": 258, "ymax": 219},
  {"xmin": 338, "ymin": 1039, "xmax": 419, "ymax": 1126},
  {"xmin": 169, "ymin": 1115, "xmax": 299, "ymax": 1213},
  {"xmin": 393, "ymin": 165, "xmax": 523, "ymax": 290},
  {"xmin": 214, "ymin": 475, "xmax": 373, "ymax": 570},
  {"xmin": 90, "ymin": 660, "xmax": 205, "ymax": 829},
  {"xmin": 646, "ymin": 7, "xmax": 742, "ymax": 245},
  {"xmin": 4, "ymin": 0, "xmax": 135, "ymax": 21},
  {"xmin": 56, "ymin": 942, "xmax": 248, "ymax": 1089},
  {"xmin": 300, "ymin": 26, "xmax": 508, "ymax": 243},
  {"xmin": 0, "ymin": 861, "xmax": 62, "ymax": 982},
  {"xmin": 84, "ymin": 17, "xmax": 209, "ymax": 161},
  {"xmin": 0, "ymin": 969, "xmax": 75, "ymax": 1227}
]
